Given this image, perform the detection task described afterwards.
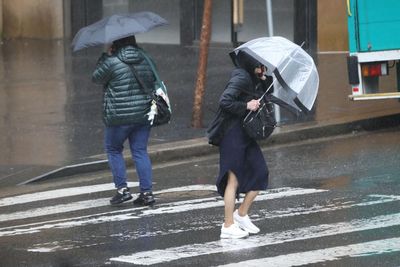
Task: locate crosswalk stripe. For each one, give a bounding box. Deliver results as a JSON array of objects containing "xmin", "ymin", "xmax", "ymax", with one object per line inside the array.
[
  {"xmin": 25, "ymin": 194, "xmax": 400, "ymax": 253},
  {"xmin": 109, "ymin": 212, "xmax": 400, "ymax": 265},
  {"xmin": 0, "ymin": 182, "xmax": 139, "ymax": 207},
  {"xmin": 218, "ymin": 237, "xmax": 400, "ymax": 267},
  {"xmin": 0, "ymin": 199, "xmax": 110, "ymax": 222},
  {"xmin": 0, "ymin": 184, "xmax": 216, "ymax": 223},
  {"xmin": 0, "ymin": 187, "xmax": 325, "ymax": 237},
  {"xmin": 5, "ymin": 189, "xmax": 398, "ymax": 226}
]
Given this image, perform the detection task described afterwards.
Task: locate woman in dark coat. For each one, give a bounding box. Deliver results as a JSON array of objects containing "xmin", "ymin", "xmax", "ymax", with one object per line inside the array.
[{"xmin": 216, "ymin": 51, "xmax": 272, "ymax": 239}]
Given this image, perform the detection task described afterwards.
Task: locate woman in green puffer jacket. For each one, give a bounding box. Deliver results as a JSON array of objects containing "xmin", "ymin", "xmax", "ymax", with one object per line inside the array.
[{"xmin": 92, "ymin": 35, "xmax": 156, "ymax": 207}]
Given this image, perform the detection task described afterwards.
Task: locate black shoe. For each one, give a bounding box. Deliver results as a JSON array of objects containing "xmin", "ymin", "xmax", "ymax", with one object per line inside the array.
[
  {"xmin": 133, "ymin": 192, "xmax": 155, "ymax": 206},
  {"xmin": 110, "ymin": 187, "xmax": 133, "ymax": 205}
]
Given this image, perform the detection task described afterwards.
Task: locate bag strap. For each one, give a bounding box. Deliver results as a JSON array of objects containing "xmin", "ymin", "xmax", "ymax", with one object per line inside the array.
[
  {"xmin": 127, "ymin": 63, "xmax": 153, "ymax": 95},
  {"xmin": 127, "ymin": 49, "xmax": 161, "ymax": 96},
  {"xmin": 138, "ymin": 49, "xmax": 162, "ymax": 84}
]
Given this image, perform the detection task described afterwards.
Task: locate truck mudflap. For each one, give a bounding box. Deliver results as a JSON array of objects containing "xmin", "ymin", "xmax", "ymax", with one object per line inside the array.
[{"xmin": 347, "ymin": 56, "xmax": 360, "ymax": 85}]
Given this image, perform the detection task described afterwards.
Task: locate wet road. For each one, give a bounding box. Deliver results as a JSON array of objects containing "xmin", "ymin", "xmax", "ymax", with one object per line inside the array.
[
  {"xmin": 0, "ymin": 127, "xmax": 399, "ymax": 266},
  {"xmin": 2, "ymin": 39, "xmax": 400, "ymax": 186}
]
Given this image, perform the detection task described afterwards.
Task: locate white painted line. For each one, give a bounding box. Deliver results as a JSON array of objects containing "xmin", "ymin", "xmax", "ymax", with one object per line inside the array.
[
  {"xmin": 141, "ymin": 188, "xmax": 326, "ymax": 216},
  {"xmin": 28, "ymin": 246, "xmax": 68, "ymax": 253},
  {"xmin": 109, "ymin": 212, "xmax": 400, "ymax": 265},
  {"xmin": 259, "ymin": 194, "xmax": 400, "ymax": 220},
  {"xmin": 0, "ymin": 199, "xmax": 109, "ymax": 222},
  {"xmin": 0, "ymin": 182, "xmax": 139, "ymax": 207},
  {"xmin": 27, "ymin": 194, "xmax": 400, "ymax": 253},
  {"xmin": 0, "ymin": 184, "xmax": 217, "ymax": 223},
  {"xmin": 24, "ymin": 193, "xmax": 400, "ymax": 253},
  {"xmin": 218, "ymin": 237, "xmax": 400, "ymax": 267},
  {"xmin": 156, "ymin": 184, "xmax": 216, "ymax": 194},
  {"xmin": 0, "ymin": 187, "xmax": 325, "ymax": 237}
]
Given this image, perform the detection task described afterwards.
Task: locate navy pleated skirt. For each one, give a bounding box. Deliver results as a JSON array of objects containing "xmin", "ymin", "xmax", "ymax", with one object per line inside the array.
[{"xmin": 216, "ymin": 122, "xmax": 269, "ymax": 197}]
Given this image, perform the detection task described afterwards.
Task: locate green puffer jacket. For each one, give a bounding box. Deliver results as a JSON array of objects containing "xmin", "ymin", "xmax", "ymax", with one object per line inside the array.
[{"xmin": 92, "ymin": 46, "xmax": 156, "ymax": 126}]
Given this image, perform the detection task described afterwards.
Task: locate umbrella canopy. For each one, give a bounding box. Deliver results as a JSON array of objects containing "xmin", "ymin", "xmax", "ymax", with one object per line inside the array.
[
  {"xmin": 71, "ymin": 11, "xmax": 168, "ymax": 52},
  {"xmin": 233, "ymin": 36, "xmax": 319, "ymax": 112}
]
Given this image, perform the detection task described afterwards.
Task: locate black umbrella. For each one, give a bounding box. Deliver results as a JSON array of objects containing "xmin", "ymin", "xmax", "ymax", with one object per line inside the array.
[{"xmin": 71, "ymin": 11, "xmax": 168, "ymax": 52}]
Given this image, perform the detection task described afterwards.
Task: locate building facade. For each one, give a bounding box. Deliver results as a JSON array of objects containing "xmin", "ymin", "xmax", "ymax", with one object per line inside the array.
[{"xmin": 0, "ymin": 0, "xmax": 348, "ymax": 52}]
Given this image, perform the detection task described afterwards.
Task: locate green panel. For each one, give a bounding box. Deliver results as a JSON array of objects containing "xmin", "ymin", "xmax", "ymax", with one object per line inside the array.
[
  {"xmin": 347, "ymin": 0, "xmax": 357, "ymax": 53},
  {"xmin": 356, "ymin": 0, "xmax": 400, "ymax": 52}
]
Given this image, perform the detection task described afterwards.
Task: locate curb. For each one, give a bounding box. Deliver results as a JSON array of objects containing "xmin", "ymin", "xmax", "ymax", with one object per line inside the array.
[{"xmin": 20, "ymin": 113, "xmax": 400, "ymax": 185}]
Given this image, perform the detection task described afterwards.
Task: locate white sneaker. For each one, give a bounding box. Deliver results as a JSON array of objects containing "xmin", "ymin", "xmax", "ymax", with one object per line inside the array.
[
  {"xmin": 233, "ymin": 210, "xmax": 260, "ymax": 234},
  {"xmin": 220, "ymin": 223, "xmax": 249, "ymax": 239}
]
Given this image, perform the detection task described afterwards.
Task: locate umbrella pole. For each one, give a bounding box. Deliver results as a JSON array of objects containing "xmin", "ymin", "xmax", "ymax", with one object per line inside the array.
[
  {"xmin": 259, "ymin": 81, "xmax": 274, "ymax": 100},
  {"xmin": 266, "ymin": 0, "xmax": 274, "ymax": 36}
]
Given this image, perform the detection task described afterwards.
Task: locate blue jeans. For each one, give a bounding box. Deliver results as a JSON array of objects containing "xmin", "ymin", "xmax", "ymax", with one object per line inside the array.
[{"xmin": 105, "ymin": 124, "xmax": 152, "ymax": 192}]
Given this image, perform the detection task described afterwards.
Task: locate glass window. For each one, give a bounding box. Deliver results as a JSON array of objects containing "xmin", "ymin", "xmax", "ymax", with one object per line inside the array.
[
  {"xmin": 100, "ymin": 0, "xmax": 294, "ymax": 45},
  {"xmin": 210, "ymin": 1, "xmax": 231, "ymax": 43},
  {"xmin": 237, "ymin": 0, "xmax": 294, "ymax": 42},
  {"xmin": 205, "ymin": 0, "xmax": 295, "ymax": 43}
]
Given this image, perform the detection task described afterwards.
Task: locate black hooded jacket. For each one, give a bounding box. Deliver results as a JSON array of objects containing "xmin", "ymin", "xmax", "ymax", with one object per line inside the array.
[
  {"xmin": 207, "ymin": 50, "xmax": 300, "ymax": 145},
  {"xmin": 207, "ymin": 65, "xmax": 271, "ymax": 145}
]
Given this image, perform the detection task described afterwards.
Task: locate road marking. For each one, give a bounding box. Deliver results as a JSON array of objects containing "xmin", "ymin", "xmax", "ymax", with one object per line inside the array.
[
  {"xmin": 26, "ymin": 194, "xmax": 400, "ymax": 253},
  {"xmin": 0, "ymin": 182, "xmax": 139, "ymax": 207},
  {"xmin": 140, "ymin": 188, "xmax": 326, "ymax": 216},
  {"xmin": 0, "ymin": 184, "xmax": 216, "ymax": 223},
  {"xmin": 109, "ymin": 212, "xmax": 400, "ymax": 265},
  {"xmin": 1, "ymin": 189, "xmax": 397, "ymax": 226},
  {"xmin": 218, "ymin": 237, "xmax": 400, "ymax": 267},
  {"xmin": 0, "ymin": 187, "xmax": 325, "ymax": 237},
  {"xmin": 258, "ymin": 194, "xmax": 400, "ymax": 219},
  {"xmin": 0, "ymin": 199, "xmax": 110, "ymax": 222}
]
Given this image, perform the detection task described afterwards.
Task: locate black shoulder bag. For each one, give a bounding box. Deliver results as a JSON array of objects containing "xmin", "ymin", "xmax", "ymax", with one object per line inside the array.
[
  {"xmin": 128, "ymin": 61, "xmax": 171, "ymax": 126},
  {"xmin": 242, "ymin": 82, "xmax": 277, "ymax": 140}
]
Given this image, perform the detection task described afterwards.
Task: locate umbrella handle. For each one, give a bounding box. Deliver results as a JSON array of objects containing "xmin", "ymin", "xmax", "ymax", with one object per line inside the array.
[
  {"xmin": 243, "ymin": 103, "xmax": 265, "ymax": 122},
  {"xmin": 244, "ymin": 101, "xmax": 267, "ymax": 122}
]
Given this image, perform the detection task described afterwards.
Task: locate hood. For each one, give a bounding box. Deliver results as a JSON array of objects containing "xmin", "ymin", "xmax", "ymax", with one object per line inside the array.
[
  {"xmin": 116, "ymin": 46, "xmax": 144, "ymax": 64},
  {"xmin": 229, "ymin": 51, "xmax": 260, "ymax": 76},
  {"xmin": 236, "ymin": 51, "xmax": 260, "ymax": 74}
]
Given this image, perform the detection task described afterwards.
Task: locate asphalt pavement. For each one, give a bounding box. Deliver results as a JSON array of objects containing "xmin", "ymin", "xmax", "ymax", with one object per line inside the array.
[
  {"xmin": 1, "ymin": 127, "xmax": 400, "ymax": 266},
  {"xmin": 0, "ymin": 39, "xmax": 400, "ymax": 186}
]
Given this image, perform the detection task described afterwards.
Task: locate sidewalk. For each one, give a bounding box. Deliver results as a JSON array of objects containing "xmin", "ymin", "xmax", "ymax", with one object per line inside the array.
[{"xmin": 1, "ymin": 39, "xmax": 400, "ymax": 186}]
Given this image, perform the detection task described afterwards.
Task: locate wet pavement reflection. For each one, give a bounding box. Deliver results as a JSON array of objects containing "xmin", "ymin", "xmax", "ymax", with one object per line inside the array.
[
  {"xmin": 1, "ymin": 39, "xmax": 400, "ymax": 184},
  {"xmin": 0, "ymin": 124, "xmax": 398, "ymax": 266}
]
